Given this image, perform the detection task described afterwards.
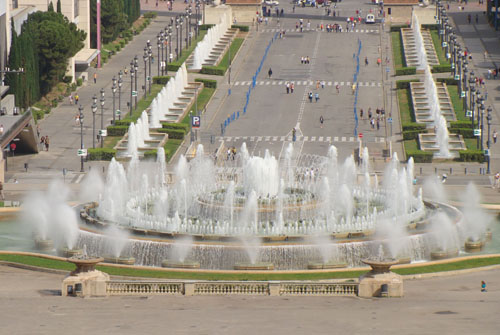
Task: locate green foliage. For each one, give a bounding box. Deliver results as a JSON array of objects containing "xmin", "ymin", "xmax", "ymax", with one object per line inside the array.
[
  {"xmin": 396, "ymin": 79, "xmax": 419, "ymax": 89},
  {"xmin": 143, "ymin": 149, "xmax": 158, "ymax": 160},
  {"xmin": 391, "ymin": 31, "xmax": 404, "ymax": 68},
  {"xmin": 195, "ymin": 78, "xmax": 217, "ymax": 88},
  {"xmin": 436, "ymin": 78, "xmax": 458, "ymax": 85},
  {"xmin": 76, "ymin": 78, "xmax": 83, "ymax": 86},
  {"xmin": 87, "ymin": 148, "xmax": 116, "ymax": 161},
  {"xmin": 397, "ymin": 88, "xmax": 414, "ymax": 123},
  {"xmin": 395, "ymin": 67, "xmax": 417, "ymax": 76},
  {"xmin": 452, "ymin": 128, "xmax": 474, "ymax": 138},
  {"xmin": 403, "ymin": 129, "xmax": 427, "ymax": 140},
  {"xmin": 231, "ymin": 24, "xmax": 249, "ymax": 32},
  {"xmin": 450, "ymin": 121, "xmax": 472, "ymax": 129},
  {"xmin": 402, "ymin": 123, "xmax": 426, "ymax": 131},
  {"xmin": 407, "ymin": 150, "xmax": 434, "ymax": 163},
  {"xmin": 143, "ymin": 11, "xmax": 157, "ymax": 18},
  {"xmin": 429, "ymin": 29, "xmax": 450, "ymax": 65},
  {"xmin": 167, "ymin": 63, "xmax": 181, "ymax": 72},
  {"xmin": 152, "ymin": 76, "xmax": 171, "ymax": 85},
  {"xmin": 106, "ymin": 125, "xmax": 129, "ymax": 136},
  {"xmin": 32, "ymin": 108, "xmax": 45, "ymax": 121},
  {"xmin": 162, "ymin": 122, "xmax": 189, "ymax": 132},
  {"xmin": 421, "ymin": 24, "xmax": 439, "ymax": 30},
  {"xmin": 157, "ymin": 128, "xmax": 185, "ymax": 139},
  {"xmin": 389, "ymin": 24, "xmax": 409, "ymax": 32},
  {"xmin": 114, "ymin": 119, "xmax": 132, "ymax": 126},
  {"xmin": 48, "ymin": 1, "xmax": 54, "ymax": 11},
  {"xmin": 431, "ymin": 64, "xmax": 452, "ymax": 73},
  {"xmin": 199, "ymin": 24, "xmax": 215, "ymax": 30},
  {"xmin": 200, "ymin": 66, "xmax": 225, "ymax": 75},
  {"xmin": 458, "ymin": 150, "xmax": 485, "ymax": 163}
]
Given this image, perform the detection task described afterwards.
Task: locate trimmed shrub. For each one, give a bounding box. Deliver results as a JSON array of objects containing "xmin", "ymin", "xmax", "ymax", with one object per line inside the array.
[
  {"xmin": 157, "ymin": 128, "xmax": 185, "ymax": 139},
  {"xmin": 200, "ymin": 66, "xmax": 225, "ymax": 76},
  {"xmin": 451, "ymin": 128, "xmax": 474, "ymax": 138},
  {"xmin": 459, "ymin": 150, "xmax": 485, "ymax": 163},
  {"xmin": 390, "ymin": 24, "xmax": 409, "ymax": 32},
  {"xmin": 32, "ymin": 109, "xmax": 45, "ymax": 121},
  {"xmin": 63, "ymin": 76, "xmax": 72, "ymax": 84},
  {"xmin": 406, "ymin": 150, "xmax": 433, "ymax": 163},
  {"xmin": 76, "ymin": 78, "xmax": 83, "ymax": 86},
  {"xmin": 231, "ymin": 24, "xmax": 249, "ymax": 32},
  {"xmin": 436, "ymin": 78, "xmax": 458, "ymax": 85},
  {"xmin": 167, "ymin": 63, "xmax": 181, "ymax": 72},
  {"xmin": 114, "ymin": 120, "xmax": 133, "ymax": 127},
  {"xmin": 119, "ymin": 40, "xmax": 125, "ymax": 48},
  {"xmin": 403, "ymin": 130, "xmax": 425, "ymax": 141},
  {"xmin": 421, "ymin": 24, "xmax": 439, "ymax": 30},
  {"xmin": 144, "ymin": 12, "xmax": 157, "ymax": 19},
  {"xmin": 449, "ymin": 120, "xmax": 472, "ymax": 129},
  {"xmin": 106, "ymin": 125, "xmax": 128, "ymax": 136},
  {"xmin": 143, "ymin": 149, "xmax": 158, "ymax": 160},
  {"xmin": 402, "ymin": 122, "xmax": 426, "ymax": 131},
  {"xmin": 195, "ymin": 78, "xmax": 217, "ymax": 88},
  {"xmin": 199, "ymin": 24, "xmax": 215, "ymax": 30},
  {"xmin": 162, "ymin": 122, "xmax": 189, "ymax": 132},
  {"xmin": 395, "ymin": 67, "xmax": 417, "ymax": 76},
  {"xmin": 396, "ymin": 79, "xmax": 420, "ymax": 89},
  {"xmin": 432, "ymin": 64, "xmax": 452, "ymax": 73},
  {"xmin": 152, "ymin": 76, "xmax": 171, "ymax": 85},
  {"xmin": 87, "ymin": 148, "xmax": 116, "ymax": 161}
]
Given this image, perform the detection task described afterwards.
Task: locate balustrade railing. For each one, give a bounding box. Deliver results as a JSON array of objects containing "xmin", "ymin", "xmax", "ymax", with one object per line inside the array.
[{"xmin": 107, "ymin": 281, "xmax": 184, "ymax": 295}]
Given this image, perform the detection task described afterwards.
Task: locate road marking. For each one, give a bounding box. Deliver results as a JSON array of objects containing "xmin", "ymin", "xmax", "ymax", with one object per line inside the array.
[
  {"xmin": 349, "ymin": 137, "xmax": 354, "ymax": 142},
  {"xmin": 310, "ymin": 136, "xmax": 316, "ymax": 141},
  {"xmin": 75, "ymin": 173, "xmax": 85, "ymax": 184},
  {"xmin": 334, "ymin": 136, "xmax": 339, "ymax": 142},
  {"xmin": 318, "ymin": 136, "xmax": 324, "ymax": 142},
  {"xmin": 341, "ymin": 136, "xmax": 346, "ymax": 142},
  {"xmin": 326, "ymin": 136, "xmax": 331, "ymax": 142}
]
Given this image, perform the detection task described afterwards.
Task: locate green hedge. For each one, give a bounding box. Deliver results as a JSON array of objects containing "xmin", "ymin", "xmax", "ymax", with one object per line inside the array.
[
  {"xmin": 406, "ymin": 150, "xmax": 433, "ymax": 163},
  {"xmin": 421, "ymin": 24, "xmax": 439, "ymax": 30},
  {"xmin": 403, "ymin": 130, "xmax": 427, "ymax": 140},
  {"xmin": 452, "ymin": 128, "xmax": 474, "ymax": 138},
  {"xmin": 167, "ymin": 63, "xmax": 181, "ymax": 72},
  {"xmin": 143, "ymin": 12, "xmax": 157, "ymax": 19},
  {"xmin": 195, "ymin": 78, "xmax": 217, "ymax": 88},
  {"xmin": 432, "ymin": 64, "xmax": 452, "ymax": 73},
  {"xmin": 437, "ymin": 78, "xmax": 458, "ymax": 85},
  {"xmin": 143, "ymin": 149, "xmax": 158, "ymax": 160},
  {"xmin": 459, "ymin": 150, "xmax": 485, "ymax": 163},
  {"xmin": 449, "ymin": 120, "xmax": 472, "ymax": 129},
  {"xmin": 162, "ymin": 122, "xmax": 189, "ymax": 132},
  {"xmin": 396, "ymin": 79, "xmax": 420, "ymax": 89},
  {"xmin": 152, "ymin": 76, "xmax": 171, "ymax": 85},
  {"xmin": 402, "ymin": 122, "xmax": 426, "ymax": 131},
  {"xmin": 199, "ymin": 24, "xmax": 215, "ymax": 30},
  {"xmin": 114, "ymin": 120, "xmax": 133, "ymax": 127},
  {"xmin": 106, "ymin": 125, "xmax": 129, "ymax": 136},
  {"xmin": 157, "ymin": 128, "xmax": 185, "ymax": 139},
  {"xmin": 200, "ymin": 66, "xmax": 225, "ymax": 76},
  {"xmin": 87, "ymin": 148, "xmax": 116, "ymax": 161},
  {"xmin": 390, "ymin": 24, "xmax": 409, "ymax": 32},
  {"xmin": 232, "ymin": 24, "xmax": 249, "ymax": 32},
  {"xmin": 395, "ymin": 67, "xmax": 417, "ymax": 76}
]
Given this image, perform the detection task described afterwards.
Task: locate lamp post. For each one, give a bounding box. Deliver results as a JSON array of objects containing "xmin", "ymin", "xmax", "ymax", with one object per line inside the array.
[
  {"xmin": 100, "ymin": 88, "xmax": 105, "ymax": 148},
  {"xmin": 475, "ymin": 92, "xmax": 482, "ymax": 149},
  {"xmin": 487, "ymin": 106, "xmax": 492, "ymax": 174},
  {"xmin": 196, "ymin": 1, "xmax": 200, "ymax": 38},
  {"xmin": 186, "ymin": 9, "xmax": 190, "ymax": 47},
  {"xmin": 92, "ymin": 95, "xmax": 97, "ymax": 149},
  {"xmin": 457, "ymin": 50, "xmax": 462, "ymax": 93},
  {"xmin": 176, "ymin": 17, "xmax": 180, "ymax": 60},
  {"xmin": 168, "ymin": 25, "xmax": 173, "ymax": 65},
  {"xmin": 157, "ymin": 34, "xmax": 162, "ymax": 76},
  {"xmin": 462, "ymin": 62, "xmax": 468, "ymax": 111},
  {"xmin": 468, "ymin": 71, "xmax": 474, "ymax": 117},
  {"xmin": 480, "ymin": 102, "xmax": 485, "ymax": 151},
  {"xmin": 118, "ymin": 71, "xmax": 123, "ymax": 120},
  {"xmin": 130, "ymin": 65, "xmax": 135, "ymax": 115},
  {"xmin": 148, "ymin": 43, "xmax": 153, "ymax": 94},
  {"xmin": 470, "ymin": 85, "xmax": 476, "ymax": 129},
  {"xmin": 143, "ymin": 47, "xmax": 148, "ymax": 99},
  {"xmin": 134, "ymin": 56, "xmax": 139, "ymax": 108},
  {"xmin": 79, "ymin": 104, "xmax": 84, "ymax": 172},
  {"xmin": 180, "ymin": 16, "xmax": 184, "ymax": 58},
  {"xmin": 112, "ymin": 76, "xmax": 117, "ymax": 125}
]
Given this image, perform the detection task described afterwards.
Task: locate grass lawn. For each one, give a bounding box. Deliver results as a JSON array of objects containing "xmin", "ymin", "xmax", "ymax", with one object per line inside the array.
[
  {"xmin": 103, "ymin": 136, "xmax": 122, "ymax": 148},
  {"xmin": 430, "ymin": 30, "xmax": 450, "ymax": 65},
  {"xmin": 398, "ymin": 88, "xmax": 414, "ymax": 123},
  {"xmin": 447, "ymin": 85, "xmax": 466, "ymax": 121},
  {"xmin": 464, "ymin": 138, "xmax": 480, "ymax": 150},
  {"xmin": 172, "ymin": 30, "xmax": 208, "ymax": 66},
  {"xmin": 120, "ymin": 84, "xmax": 163, "ymax": 124},
  {"xmin": 404, "ymin": 139, "xmax": 418, "ymax": 151},
  {"xmin": 218, "ymin": 38, "xmax": 244, "ymax": 69},
  {"xmin": 391, "ymin": 31, "xmax": 405, "ymax": 68},
  {"xmin": 1, "ymin": 253, "xmax": 499, "ymax": 280}
]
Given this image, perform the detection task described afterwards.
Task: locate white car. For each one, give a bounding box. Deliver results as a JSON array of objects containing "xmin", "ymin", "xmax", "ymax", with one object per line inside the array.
[
  {"xmin": 263, "ymin": 0, "xmax": 279, "ymax": 5},
  {"xmin": 366, "ymin": 14, "xmax": 375, "ymax": 24}
]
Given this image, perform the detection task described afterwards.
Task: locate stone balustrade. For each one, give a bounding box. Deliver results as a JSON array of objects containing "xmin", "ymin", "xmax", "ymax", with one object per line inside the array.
[{"xmin": 105, "ymin": 280, "xmax": 359, "ymax": 297}]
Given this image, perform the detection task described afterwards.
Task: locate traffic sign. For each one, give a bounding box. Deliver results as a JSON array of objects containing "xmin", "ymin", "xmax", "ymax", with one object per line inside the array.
[
  {"xmin": 442, "ymin": 42, "xmax": 448, "ymax": 47},
  {"xmin": 446, "ymin": 53, "xmax": 451, "ymax": 59},
  {"xmin": 99, "ymin": 129, "xmax": 107, "ymax": 137},
  {"xmin": 485, "ymin": 149, "xmax": 490, "ymax": 156},
  {"xmin": 358, "ymin": 133, "xmax": 363, "ymax": 138},
  {"xmin": 147, "ymin": 76, "xmax": 151, "ymax": 81},
  {"xmin": 454, "ymin": 75, "xmax": 460, "ymax": 80},
  {"xmin": 192, "ymin": 115, "xmax": 201, "ymax": 129},
  {"xmin": 386, "ymin": 67, "xmax": 390, "ymax": 73},
  {"xmin": 132, "ymin": 91, "xmax": 137, "ymax": 97},
  {"xmin": 460, "ymin": 91, "xmax": 465, "ymax": 98},
  {"xmin": 115, "ymin": 109, "xmax": 121, "ymax": 116},
  {"xmin": 466, "ymin": 111, "xmax": 472, "ymax": 118},
  {"xmin": 387, "ymin": 117, "xmax": 393, "ymax": 123},
  {"xmin": 474, "ymin": 129, "xmax": 481, "ymax": 137},
  {"xmin": 77, "ymin": 149, "xmax": 87, "ymax": 157}
]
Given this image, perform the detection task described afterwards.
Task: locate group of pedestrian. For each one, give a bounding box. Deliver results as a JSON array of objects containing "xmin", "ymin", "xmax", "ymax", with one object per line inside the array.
[
  {"xmin": 301, "ymin": 56, "xmax": 311, "ymax": 64},
  {"xmin": 359, "ymin": 107, "xmax": 385, "ymax": 131},
  {"xmin": 69, "ymin": 94, "xmax": 79, "ymax": 105},
  {"xmin": 226, "ymin": 147, "xmax": 237, "ymax": 160},
  {"xmin": 39, "ymin": 135, "xmax": 50, "ymax": 151},
  {"xmin": 285, "ymin": 82, "xmax": 295, "ymax": 94},
  {"xmin": 308, "ymin": 91, "xmax": 320, "ymax": 102}
]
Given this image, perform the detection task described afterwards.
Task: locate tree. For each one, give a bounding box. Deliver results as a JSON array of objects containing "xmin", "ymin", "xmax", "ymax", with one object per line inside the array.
[
  {"xmin": 57, "ymin": 0, "xmax": 62, "ymax": 13},
  {"xmin": 90, "ymin": 0, "xmax": 132, "ymax": 48},
  {"xmin": 48, "ymin": 1, "xmax": 54, "ymax": 12}
]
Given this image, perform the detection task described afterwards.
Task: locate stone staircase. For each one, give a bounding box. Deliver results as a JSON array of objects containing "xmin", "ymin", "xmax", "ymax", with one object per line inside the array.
[{"xmin": 186, "ymin": 28, "xmax": 238, "ymax": 69}]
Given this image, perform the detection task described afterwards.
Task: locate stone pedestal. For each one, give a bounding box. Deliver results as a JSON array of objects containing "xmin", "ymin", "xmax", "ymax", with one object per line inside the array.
[
  {"xmin": 358, "ymin": 271, "xmax": 404, "ymax": 298},
  {"xmin": 62, "ymin": 270, "xmax": 110, "ymax": 298}
]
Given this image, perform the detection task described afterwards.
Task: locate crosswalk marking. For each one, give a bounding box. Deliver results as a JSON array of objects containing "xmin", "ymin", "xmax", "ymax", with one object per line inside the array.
[
  {"xmin": 232, "ymin": 80, "xmax": 382, "ymax": 87},
  {"xmin": 261, "ymin": 28, "xmax": 379, "ymax": 34},
  {"xmin": 217, "ymin": 136, "xmax": 385, "ymax": 143}
]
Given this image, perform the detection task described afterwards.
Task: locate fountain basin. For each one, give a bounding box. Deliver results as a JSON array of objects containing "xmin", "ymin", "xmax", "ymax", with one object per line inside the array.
[
  {"xmin": 103, "ymin": 256, "xmax": 136, "ymax": 265},
  {"xmin": 361, "ymin": 258, "xmax": 399, "ymax": 274},
  {"xmin": 430, "ymin": 248, "xmax": 459, "ymax": 260},
  {"xmin": 464, "ymin": 239, "xmax": 484, "ymax": 252},
  {"xmin": 57, "ymin": 247, "xmax": 83, "ymax": 258},
  {"xmin": 307, "ymin": 262, "xmax": 348, "ymax": 270},
  {"xmin": 161, "ymin": 259, "xmax": 201, "ymax": 269},
  {"xmin": 234, "ymin": 262, "xmax": 274, "ymax": 271},
  {"xmin": 34, "ymin": 238, "xmax": 53, "ymax": 251}
]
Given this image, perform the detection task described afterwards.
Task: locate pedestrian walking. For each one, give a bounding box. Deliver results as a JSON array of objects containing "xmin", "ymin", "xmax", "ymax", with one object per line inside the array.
[
  {"xmin": 268, "ymin": 68, "xmax": 273, "ymax": 78},
  {"xmin": 94, "ymin": 72, "xmax": 97, "ymax": 84},
  {"xmin": 40, "ymin": 136, "xmax": 45, "ymax": 150},
  {"xmin": 352, "ymin": 83, "xmax": 356, "ymax": 95},
  {"xmin": 320, "ymin": 115, "xmax": 324, "ymax": 128},
  {"xmin": 370, "ymin": 118, "xmax": 375, "ymax": 129},
  {"xmin": 75, "ymin": 94, "xmax": 79, "ymax": 104},
  {"xmin": 44, "ymin": 136, "xmax": 50, "ymax": 151},
  {"xmin": 360, "ymin": 108, "xmax": 364, "ymax": 119},
  {"xmin": 365, "ymin": 57, "xmax": 368, "ymax": 66},
  {"xmin": 368, "ymin": 108, "xmax": 372, "ymax": 119},
  {"xmin": 308, "ymin": 92, "xmax": 313, "ymax": 102},
  {"xmin": 321, "ymin": 80, "xmax": 325, "ymax": 89},
  {"xmin": 316, "ymin": 81, "xmax": 320, "ymax": 89},
  {"xmin": 36, "ymin": 125, "xmax": 40, "ymax": 138},
  {"xmin": 69, "ymin": 95, "xmax": 73, "ymax": 105},
  {"xmin": 315, "ymin": 92, "xmax": 319, "ymax": 102},
  {"xmin": 493, "ymin": 130, "xmax": 498, "ymax": 144},
  {"xmin": 0, "ymin": 181, "xmax": 4, "ymax": 200},
  {"xmin": 484, "ymin": 50, "xmax": 489, "ymax": 61},
  {"xmin": 292, "ymin": 127, "xmax": 297, "ymax": 142},
  {"xmin": 481, "ymin": 281, "xmax": 487, "ymax": 292},
  {"xmin": 286, "ymin": 82, "xmax": 290, "ymax": 94},
  {"xmin": 468, "ymin": 14, "xmax": 471, "ymax": 24},
  {"xmin": 336, "ymin": 84, "xmax": 340, "ymax": 94},
  {"xmin": 376, "ymin": 118, "xmax": 380, "ymax": 130}
]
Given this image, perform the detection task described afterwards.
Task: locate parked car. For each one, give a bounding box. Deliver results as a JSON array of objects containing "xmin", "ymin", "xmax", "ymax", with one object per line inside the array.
[{"xmin": 366, "ymin": 13, "xmax": 376, "ymax": 23}]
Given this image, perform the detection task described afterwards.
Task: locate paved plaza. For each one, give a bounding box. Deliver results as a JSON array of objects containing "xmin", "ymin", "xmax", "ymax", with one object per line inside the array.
[
  {"xmin": 1, "ymin": 0, "xmax": 500, "ymax": 333},
  {"xmin": 0, "ymin": 264, "xmax": 499, "ymax": 334}
]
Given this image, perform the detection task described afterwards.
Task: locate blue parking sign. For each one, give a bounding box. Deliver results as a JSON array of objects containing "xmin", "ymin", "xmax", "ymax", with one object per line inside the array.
[{"xmin": 192, "ymin": 115, "xmax": 201, "ymax": 129}]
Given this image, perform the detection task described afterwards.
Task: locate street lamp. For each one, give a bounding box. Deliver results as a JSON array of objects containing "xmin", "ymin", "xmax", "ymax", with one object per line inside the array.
[
  {"xmin": 112, "ymin": 76, "xmax": 117, "ymax": 125},
  {"xmin": 100, "ymin": 88, "xmax": 105, "ymax": 148},
  {"xmin": 118, "ymin": 70, "xmax": 123, "ymax": 120},
  {"xmin": 148, "ymin": 43, "xmax": 153, "ymax": 94},
  {"xmin": 186, "ymin": 9, "xmax": 190, "ymax": 48},
  {"xmin": 179, "ymin": 16, "xmax": 184, "ymax": 58},
  {"xmin": 134, "ymin": 56, "xmax": 139, "ymax": 108},
  {"xmin": 475, "ymin": 92, "xmax": 482, "ymax": 148},
  {"xmin": 92, "ymin": 95, "xmax": 97, "ymax": 149},
  {"xmin": 79, "ymin": 104, "xmax": 84, "ymax": 172},
  {"xmin": 143, "ymin": 47, "xmax": 148, "ymax": 99},
  {"xmin": 468, "ymin": 72, "xmax": 475, "ymax": 117},
  {"xmin": 157, "ymin": 34, "xmax": 162, "ymax": 76},
  {"xmin": 487, "ymin": 106, "xmax": 492, "ymax": 174},
  {"xmin": 176, "ymin": 17, "xmax": 180, "ymax": 60},
  {"xmin": 480, "ymin": 102, "xmax": 485, "ymax": 151},
  {"xmin": 168, "ymin": 25, "xmax": 173, "ymax": 64},
  {"xmin": 130, "ymin": 64, "xmax": 135, "ymax": 115}
]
